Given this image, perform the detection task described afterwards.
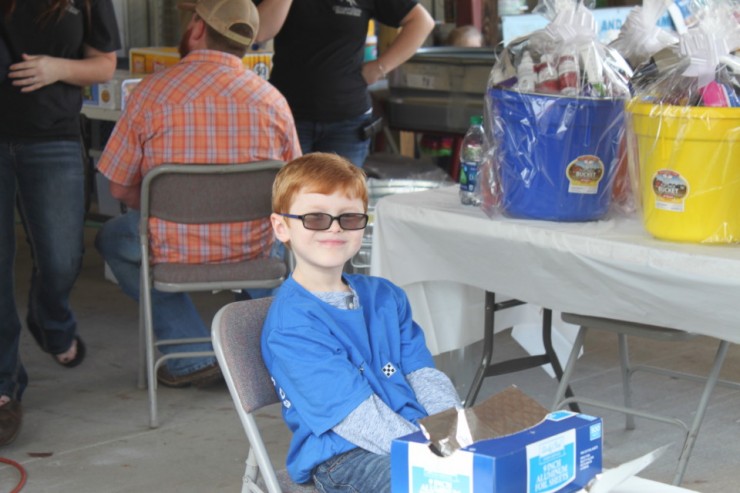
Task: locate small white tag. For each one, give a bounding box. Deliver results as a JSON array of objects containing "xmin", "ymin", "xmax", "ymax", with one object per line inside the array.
[{"xmin": 454, "ymin": 408, "xmax": 474, "ymax": 449}]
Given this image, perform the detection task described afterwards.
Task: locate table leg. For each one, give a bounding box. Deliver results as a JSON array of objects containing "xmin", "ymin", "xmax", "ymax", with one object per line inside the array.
[
  {"xmin": 551, "ymin": 327, "xmax": 587, "ymax": 412},
  {"xmin": 673, "ymin": 339, "xmax": 730, "ymax": 485},
  {"xmin": 463, "ymin": 291, "xmax": 578, "ymax": 409},
  {"xmin": 542, "ymin": 309, "xmax": 580, "ymax": 413},
  {"xmin": 464, "ymin": 290, "xmax": 499, "ymax": 407}
]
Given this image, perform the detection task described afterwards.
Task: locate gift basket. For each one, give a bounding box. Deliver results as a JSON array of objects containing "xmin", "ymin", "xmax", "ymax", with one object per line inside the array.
[
  {"xmin": 481, "ymin": 0, "xmax": 633, "ymax": 221},
  {"xmin": 623, "ymin": 0, "xmax": 740, "ymax": 243}
]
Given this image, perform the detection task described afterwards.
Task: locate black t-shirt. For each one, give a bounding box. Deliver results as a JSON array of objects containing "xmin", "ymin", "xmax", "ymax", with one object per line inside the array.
[
  {"xmin": 0, "ymin": 0, "xmax": 120, "ymax": 140},
  {"xmin": 257, "ymin": 0, "xmax": 415, "ymax": 122}
]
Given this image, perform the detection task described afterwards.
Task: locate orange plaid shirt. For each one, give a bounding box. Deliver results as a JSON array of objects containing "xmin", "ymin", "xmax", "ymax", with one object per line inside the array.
[{"xmin": 97, "ymin": 50, "xmax": 301, "ymax": 264}]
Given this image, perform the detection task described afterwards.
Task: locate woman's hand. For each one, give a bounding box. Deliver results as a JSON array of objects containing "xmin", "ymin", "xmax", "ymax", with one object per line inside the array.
[
  {"xmin": 8, "ymin": 46, "xmax": 116, "ymax": 92},
  {"xmin": 9, "ymin": 53, "xmax": 64, "ymax": 92},
  {"xmin": 361, "ymin": 5, "xmax": 434, "ymax": 86},
  {"xmin": 362, "ymin": 59, "xmax": 387, "ymax": 86}
]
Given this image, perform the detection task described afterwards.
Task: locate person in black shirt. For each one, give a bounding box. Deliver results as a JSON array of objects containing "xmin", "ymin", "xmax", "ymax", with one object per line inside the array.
[
  {"xmin": 0, "ymin": 0, "xmax": 120, "ymax": 446},
  {"xmin": 255, "ymin": 0, "xmax": 434, "ymax": 167}
]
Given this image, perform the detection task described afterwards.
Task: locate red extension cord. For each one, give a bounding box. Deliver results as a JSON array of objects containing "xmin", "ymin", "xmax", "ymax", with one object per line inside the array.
[{"xmin": 0, "ymin": 457, "xmax": 27, "ymax": 493}]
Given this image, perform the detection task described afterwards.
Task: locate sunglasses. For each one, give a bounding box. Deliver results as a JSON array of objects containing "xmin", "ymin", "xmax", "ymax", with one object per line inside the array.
[{"xmin": 280, "ymin": 212, "xmax": 369, "ymax": 231}]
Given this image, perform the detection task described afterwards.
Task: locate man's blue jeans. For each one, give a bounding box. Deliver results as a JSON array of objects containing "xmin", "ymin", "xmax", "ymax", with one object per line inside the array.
[
  {"xmin": 313, "ymin": 448, "xmax": 391, "ymax": 493},
  {"xmin": 295, "ymin": 111, "xmax": 374, "ymax": 168},
  {"xmin": 94, "ymin": 211, "xmax": 216, "ymax": 376},
  {"xmin": 0, "ymin": 139, "xmax": 86, "ymax": 401}
]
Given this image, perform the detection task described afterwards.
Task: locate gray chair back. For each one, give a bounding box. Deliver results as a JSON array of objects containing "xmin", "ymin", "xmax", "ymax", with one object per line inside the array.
[
  {"xmin": 143, "ymin": 161, "xmax": 279, "ymax": 224},
  {"xmin": 213, "ymin": 299, "xmax": 318, "ymax": 493}
]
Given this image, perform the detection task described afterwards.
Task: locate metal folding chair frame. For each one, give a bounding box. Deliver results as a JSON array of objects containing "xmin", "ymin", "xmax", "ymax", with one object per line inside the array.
[
  {"xmin": 551, "ymin": 313, "xmax": 737, "ymax": 485},
  {"xmin": 212, "ymin": 299, "xmax": 318, "ymax": 493},
  {"xmin": 138, "ymin": 161, "xmax": 287, "ymax": 428}
]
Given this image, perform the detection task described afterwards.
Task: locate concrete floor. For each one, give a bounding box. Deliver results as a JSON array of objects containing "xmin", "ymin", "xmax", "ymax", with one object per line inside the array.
[{"xmin": 1, "ymin": 223, "xmax": 739, "ymax": 492}]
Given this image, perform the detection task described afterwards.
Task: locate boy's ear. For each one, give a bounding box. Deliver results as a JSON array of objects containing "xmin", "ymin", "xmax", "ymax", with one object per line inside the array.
[{"xmin": 271, "ymin": 213, "xmax": 290, "ymax": 243}]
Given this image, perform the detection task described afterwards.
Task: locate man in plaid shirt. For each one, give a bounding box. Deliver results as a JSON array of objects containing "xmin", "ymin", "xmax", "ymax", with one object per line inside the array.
[{"xmin": 95, "ymin": 0, "xmax": 301, "ymax": 388}]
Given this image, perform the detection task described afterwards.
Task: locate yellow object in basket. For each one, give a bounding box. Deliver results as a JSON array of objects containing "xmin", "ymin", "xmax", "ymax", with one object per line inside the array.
[{"xmin": 627, "ymin": 100, "xmax": 740, "ymax": 243}]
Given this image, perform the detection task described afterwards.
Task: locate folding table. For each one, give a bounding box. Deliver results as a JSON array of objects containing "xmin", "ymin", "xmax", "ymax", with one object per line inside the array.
[{"xmin": 370, "ymin": 185, "xmax": 739, "ymax": 484}]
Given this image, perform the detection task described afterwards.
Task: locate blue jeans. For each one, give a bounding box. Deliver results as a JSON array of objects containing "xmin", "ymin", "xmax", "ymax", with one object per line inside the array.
[
  {"xmin": 296, "ymin": 111, "xmax": 373, "ymax": 168},
  {"xmin": 0, "ymin": 139, "xmax": 86, "ymax": 401},
  {"xmin": 94, "ymin": 211, "xmax": 216, "ymax": 376},
  {"xmin": 313, "ymin": 448, "xmax": 391, "ymax": 493}
]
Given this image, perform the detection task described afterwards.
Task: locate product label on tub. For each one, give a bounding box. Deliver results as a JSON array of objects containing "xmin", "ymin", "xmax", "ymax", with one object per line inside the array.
[
  {"xmin": 526, "ymin": 428, "xmax": 577, "ymax": 493},
  {"xmin": 652, "ymin": 169, "xmax": 688, "ymax": 212},
  {"xmin": 566, "ymin": 156, "xmax": 604, "ymax": 194}
]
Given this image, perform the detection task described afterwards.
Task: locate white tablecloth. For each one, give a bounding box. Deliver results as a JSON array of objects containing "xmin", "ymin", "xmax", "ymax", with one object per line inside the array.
[{"xmin": 370, "ymin": 186, "xmax": 740, "ymax": 357}]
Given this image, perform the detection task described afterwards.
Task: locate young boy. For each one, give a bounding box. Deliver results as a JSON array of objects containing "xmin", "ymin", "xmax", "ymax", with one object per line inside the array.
[{"xmin": 262, "ymin": 153, "xmax": 462, "ymax": 492}]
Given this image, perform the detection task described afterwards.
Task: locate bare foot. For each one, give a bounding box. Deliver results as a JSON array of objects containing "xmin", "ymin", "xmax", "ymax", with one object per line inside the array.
[
  {"xmin": 56, "ymin": 338, "xmax": 78, "ymax": 365},
  {"xmin": 0, "ymin": 395, "xmax": 10, "ymax": 407}
]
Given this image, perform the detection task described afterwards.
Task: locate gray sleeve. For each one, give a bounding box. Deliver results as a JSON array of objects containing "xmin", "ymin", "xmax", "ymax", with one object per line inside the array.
[
  {"xmin": 407, "ymin": 367, "xmax": 462, "ymax": 415},
  {"xmin": 333, "ymin": 394, "xmax": 418, "ymax": 455}
]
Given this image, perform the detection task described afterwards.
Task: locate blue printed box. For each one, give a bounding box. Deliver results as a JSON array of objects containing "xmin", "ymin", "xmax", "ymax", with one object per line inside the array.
[{"xmin": 391, "ymin": 409, "xmax": 602, "ymax": 493}]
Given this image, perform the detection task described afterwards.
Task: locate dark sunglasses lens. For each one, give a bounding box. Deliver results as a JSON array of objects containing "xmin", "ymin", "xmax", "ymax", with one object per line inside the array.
[
  {"xmin": 302, "ymin": 213, "xmax": 332, "ymax": 230},
  {"xmin": 339, "ymin": 214, "xmax": 367, "ymax": 230}
]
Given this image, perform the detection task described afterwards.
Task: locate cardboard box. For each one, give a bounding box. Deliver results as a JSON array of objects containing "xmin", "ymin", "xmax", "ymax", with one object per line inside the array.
[
  {"xmin": 82, "ymin": 78, "xmax": 118, "ymax": 109},
  {"xmin": 83, "ymin": 69, "xmax": 142, "ymax": 110},
  {"xmin": 83, "ymin": 69, "xmax": 125, "ymax": 109},
  {"xmin": 120, "ymin": 78, "xmax": 142, "ymax": 110},
  {"xmin": 128, "ymin": 46, "xmax": 273, "ymax": 79},
  {"xmin": 128, "ymin": 46, "xmax": 179, "ymax": 74},
  {"xmin": 391, "ymin": 387, "xmax": 603, "ymax": 493}
]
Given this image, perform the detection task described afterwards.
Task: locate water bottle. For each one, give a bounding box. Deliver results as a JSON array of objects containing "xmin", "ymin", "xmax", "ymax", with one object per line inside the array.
[{"xmin": 459, "ymin": 115, "xmax": 484, "ymax": 206}]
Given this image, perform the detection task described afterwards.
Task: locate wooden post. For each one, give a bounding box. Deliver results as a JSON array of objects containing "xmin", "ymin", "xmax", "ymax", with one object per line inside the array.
[{"xmin": 455, "ymin": 0, "xmax": 483, "ymax": 31}]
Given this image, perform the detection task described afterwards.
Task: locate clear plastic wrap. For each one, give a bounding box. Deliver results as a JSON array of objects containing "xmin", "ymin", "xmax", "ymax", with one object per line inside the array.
[
  {"xmin": 624, "ymin": 0, "xmax": 740, "ymax": 243},
  {"xmin": 480, "ymin": 0, "xmax": 633, "ymax": 221},
  {"xmin": 608, "ymin": 0, "xmax": 679, "ymax": 69}
]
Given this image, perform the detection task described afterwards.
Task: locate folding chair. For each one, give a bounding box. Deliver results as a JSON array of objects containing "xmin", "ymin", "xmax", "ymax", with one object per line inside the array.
[
  {"xmin": 212, "ymin": 298, "xmax": 318, "ymax": 493},
  {"xmin": 139, "ymin": 161, "xmax": 288, "ymax": 428},
  {"xmin": 551, "ymin": 313, "xmax": 736, "ymax": 485}
]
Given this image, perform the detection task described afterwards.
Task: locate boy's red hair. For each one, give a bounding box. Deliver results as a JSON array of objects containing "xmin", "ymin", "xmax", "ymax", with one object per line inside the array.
[{"xmin": 272, "ymin": 153, "xmax": 368, "ymax": 213}]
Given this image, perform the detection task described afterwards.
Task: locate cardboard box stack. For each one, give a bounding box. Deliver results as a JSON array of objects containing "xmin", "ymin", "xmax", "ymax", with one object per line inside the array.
[
  {"xmin": 82, "ymin": 69, "xmax": 143, "ymax": 111},
  {"xmin": 128, "ymin": 46, "xmax": 273, "ymax": 79}
]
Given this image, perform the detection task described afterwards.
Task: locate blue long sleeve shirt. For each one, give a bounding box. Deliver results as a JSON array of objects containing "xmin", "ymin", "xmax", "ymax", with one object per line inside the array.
[{"xmin": 261, "ymin": 274, "xmax": 439, "ymax": 483}]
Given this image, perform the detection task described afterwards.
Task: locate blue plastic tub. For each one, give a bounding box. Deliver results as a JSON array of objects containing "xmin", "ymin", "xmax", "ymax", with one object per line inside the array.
[{"xmin": 489, "ymin": 88, "xmax": 625, "ymax": 221}]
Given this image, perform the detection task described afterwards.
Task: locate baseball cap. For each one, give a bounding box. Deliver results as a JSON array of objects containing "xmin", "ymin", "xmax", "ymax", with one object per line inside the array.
[{"xmin": 178, "ymin": 0, "xmax": 259, "ymax": 47}]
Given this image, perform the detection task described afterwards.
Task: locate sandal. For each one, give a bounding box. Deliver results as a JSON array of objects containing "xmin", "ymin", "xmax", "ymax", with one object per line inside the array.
[{"xmin": 54, "ymin": 335, "xmax": 86, "ymax": 368}]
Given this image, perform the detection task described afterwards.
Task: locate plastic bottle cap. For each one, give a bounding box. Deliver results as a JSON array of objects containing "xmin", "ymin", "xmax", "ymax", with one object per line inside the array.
[{"xmin": 469, "ymin": 115, "xmax": 483, "ymax": 125}]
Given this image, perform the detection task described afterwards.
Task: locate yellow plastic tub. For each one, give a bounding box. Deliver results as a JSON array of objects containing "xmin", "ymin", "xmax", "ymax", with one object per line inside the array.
[{"xmin": 627, "ymin": 100, "xmax": 740, "ymax": 243}]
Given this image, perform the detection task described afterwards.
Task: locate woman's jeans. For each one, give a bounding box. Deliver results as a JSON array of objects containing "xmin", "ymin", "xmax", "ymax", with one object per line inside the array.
[
  {"xmin": 0, "ymin": 139, "xmax": 86, "ymax": 401},
  {"xmin": 313, "ymin": 448, "xmax": 391, "ymax": 493},
  {"xmin": 95, "ymin": 211, "xmax": 216, "ymax": 376},
  {"xmin": 296, "ymin": 111, "xmax": 374, "ymax": 168}
]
